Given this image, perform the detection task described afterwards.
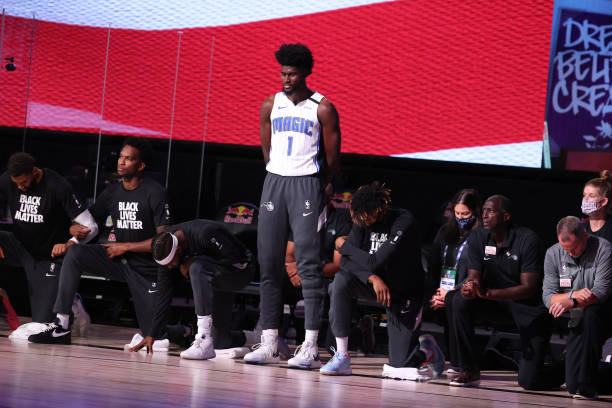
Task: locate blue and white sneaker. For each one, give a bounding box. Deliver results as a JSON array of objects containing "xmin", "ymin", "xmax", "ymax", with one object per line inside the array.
[
  {"xmin": 320, "ymin": 347, "xmax": 352, "ymax": 375},
  {"xmin": 288, "ymin": 340, "xmax": 322, "ymax": 369},
  {"xmin": 419, "ymin": 334, "xmax": 445, "ymax": 378}
]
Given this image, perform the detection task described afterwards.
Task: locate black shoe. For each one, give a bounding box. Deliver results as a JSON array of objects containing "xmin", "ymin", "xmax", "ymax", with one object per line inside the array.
[{"xmin": 28, "ymin": 322, "xmax": 72, "ymax": 344}]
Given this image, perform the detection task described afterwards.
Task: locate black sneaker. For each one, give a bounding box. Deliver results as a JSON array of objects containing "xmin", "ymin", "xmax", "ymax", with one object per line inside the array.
[{"xmin": 28, "ymin": 321, "xmax": 71, "ymax": 344}]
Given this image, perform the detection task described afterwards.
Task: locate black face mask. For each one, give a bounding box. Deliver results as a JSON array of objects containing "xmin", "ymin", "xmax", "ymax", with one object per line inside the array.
[{"xmin": 456, "ymin": 215, "xmax": 476, "ymax": 229}]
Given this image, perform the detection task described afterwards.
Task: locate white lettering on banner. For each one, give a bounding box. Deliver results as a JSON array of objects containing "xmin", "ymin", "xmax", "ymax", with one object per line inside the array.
[
  {"xmin": 14, "ymin": 194, "xmax": 44, "ymax": 223},
  {"xmin": 551, "ymin": 17, "xmax": 612, "ymax": 149}
]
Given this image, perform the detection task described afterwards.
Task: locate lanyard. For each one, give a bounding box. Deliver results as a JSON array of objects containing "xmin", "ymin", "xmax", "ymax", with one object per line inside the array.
[{"xmin": 443, "ymin": 239, "xmax": 468, "ymax": 269}]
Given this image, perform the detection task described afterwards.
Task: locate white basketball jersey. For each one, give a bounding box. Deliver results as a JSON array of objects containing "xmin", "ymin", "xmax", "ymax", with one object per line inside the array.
[{"xmin": 266, "ymin": 91, "xmax": 325, "ymax": 176}]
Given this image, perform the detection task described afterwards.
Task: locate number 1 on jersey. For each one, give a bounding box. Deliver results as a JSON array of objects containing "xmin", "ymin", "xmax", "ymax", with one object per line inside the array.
[{"xmin": 287, "ymin": 136, "xmax": 293, "ymax": 156}]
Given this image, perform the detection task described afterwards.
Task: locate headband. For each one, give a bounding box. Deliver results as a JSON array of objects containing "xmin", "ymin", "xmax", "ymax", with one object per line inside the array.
[{"xmin": 156, "ymin": 233, "xmax": 179, "ymax": 265}]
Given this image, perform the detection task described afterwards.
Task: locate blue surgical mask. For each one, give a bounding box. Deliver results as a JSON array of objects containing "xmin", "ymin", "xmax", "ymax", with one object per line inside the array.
[
  {"xmin": 456, "ymin": 216, "xmax": 476, "ymax": 229},
  {"xmin": 581, "ymin": 199, "xmax": 601, "ymax": 216}
]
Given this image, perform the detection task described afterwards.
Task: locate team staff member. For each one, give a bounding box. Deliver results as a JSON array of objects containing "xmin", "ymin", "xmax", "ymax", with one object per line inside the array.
[
  {"xmin": 428, "ymin": 188, "xmax": 482, "ymax": 374},
  {"xmin": 130, "ymin": 219, "xmax": 254, "ymax": 358},
  {"xmin": 29, "ymin": 138, "xmax": 172, "ymax": 344},
  {"xmin": 581, "ymin": 170, "xmax": 612, "ymax": 243},
  {"xmin": 320, "ymin": 182, "xmax": 445, "ymax": 380},
  {"xmin": 0, "ymin": 152, "xmax": 97, "ymax": 322},
  {"xmin": 450, "ymin": 195, "xmax": 561, "ymax": 389},
  {"xmin": 244, "ymin": 43, "xmax": 341, "ymax": 369},
  {"xmin": 543, "ymin": 216, "xmax": 612, "ymax": 400}
]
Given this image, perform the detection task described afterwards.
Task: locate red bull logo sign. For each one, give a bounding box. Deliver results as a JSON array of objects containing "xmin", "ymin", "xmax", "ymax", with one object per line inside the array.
[
  {"xmin": 331, "ymin": 191, "xmax": 353, "ymax": 209},
  {"xmin": 224, "ymin": 204, "xmax": 255, "ymax": 224}
]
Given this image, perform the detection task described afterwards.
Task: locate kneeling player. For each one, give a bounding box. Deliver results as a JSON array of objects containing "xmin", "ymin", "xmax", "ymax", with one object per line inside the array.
[
  {"xmin": 320, "ymin": 182, "xmax": 444, "ymax": 380},
  {"xmin": 131, "ymin": 219, "xmax": 255, "ymax": 359}
]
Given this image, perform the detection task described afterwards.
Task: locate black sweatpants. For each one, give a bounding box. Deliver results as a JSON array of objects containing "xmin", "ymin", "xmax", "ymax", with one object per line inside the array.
[
  {"xmin": 257, "ymin": 173, "xmax": 325, "ymax": 330},
  {"xmin": 53, "ymin": 244, "xmax": 158, "ymax": 336},
  {"xmin": 329, "ymin": 265, "xmax": 425, "ymax": 368},
  {"xmin": 565, "ymin": 302, "xmax": 612, "ymax": 396},
  {"xmin": 0, "ymin": 231, "xmax": 61, "ymax": 322},
  {"xmin": 188, "ymin": 255, "xmax": 254, "ymax": 349},
  {"xmin": 449, "ymin": 294, "xmax": 561, "ymax": 390}
]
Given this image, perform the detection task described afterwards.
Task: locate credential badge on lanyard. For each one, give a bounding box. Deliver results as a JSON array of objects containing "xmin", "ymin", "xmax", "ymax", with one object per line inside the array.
[
  {"xmin": 559, "ymin": 263, "xmax": 572, "ymax": 288},
  {"xmin": 440, "ymin": 240, "xmax": 468, "ymax": 291}
]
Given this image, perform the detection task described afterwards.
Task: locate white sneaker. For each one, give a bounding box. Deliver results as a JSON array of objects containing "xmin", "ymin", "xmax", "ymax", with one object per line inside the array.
[
  {"xmin": 180, "ymin": 335, "xmax": 215, "ymax": 360},
  {"xmin": 71, "ymin": 293, "xmax": 91, "ymax": 337},
  {"xmin": 382, "ymin": 364, "xmax": 433, "ymax": 381},
  {"xmin": 243, "ymin": 333, "xmax": 280, "ymax": 364},
  {"xmin": 287, "ymin": 340, "xmax": 322, "ymax": 369},
  {"xmin": 227, "ymin": 347, "xmax": 251, "ymax": 359},
  {"xmin": 124, "ymin": 333, "xmax": 170, "ymax": 351}
]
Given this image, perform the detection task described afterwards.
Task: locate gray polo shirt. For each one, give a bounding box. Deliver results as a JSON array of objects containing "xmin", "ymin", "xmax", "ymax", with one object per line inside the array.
[{"xmin": 542, "ymin": 235, "xmax": 612, "ymax": 308}]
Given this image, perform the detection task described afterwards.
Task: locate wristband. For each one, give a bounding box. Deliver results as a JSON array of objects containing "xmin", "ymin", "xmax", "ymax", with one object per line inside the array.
[{"xmin": 568, "ymin": 289, "xmax": 574, "ymax": 300}]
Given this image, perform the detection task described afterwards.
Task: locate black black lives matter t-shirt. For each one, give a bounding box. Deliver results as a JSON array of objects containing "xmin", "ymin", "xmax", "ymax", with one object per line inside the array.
[
  {"xmin": 339, "ymin": 207, "xmax": 423, "ymax": 299},
  {"xmin": 0, "ymin": 168, "xmax": 85, "ymax": 259},
  {"xmin": 92, "ymin": 178, "xmax": 172, "ymax": 274},
  {"xmin": 0, "ymin": 169, "xmax": 84, "ymax": 259}
]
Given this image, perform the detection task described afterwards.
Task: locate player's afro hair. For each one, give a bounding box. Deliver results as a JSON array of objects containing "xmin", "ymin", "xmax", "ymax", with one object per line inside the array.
[
  {"xmin": 275, "ymin": 43, "xmax": 314, "ymax": 76},
  {"xmin": 350, "ymin": 181, "xmax": 392, "ymax": 226}
]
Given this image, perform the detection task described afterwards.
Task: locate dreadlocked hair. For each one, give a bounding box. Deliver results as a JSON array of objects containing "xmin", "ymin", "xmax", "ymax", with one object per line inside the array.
[
  {"xmin": 350, "ymin": 181, "xmax": 391, "ymax": 226},
  {"xmin": 151, "ymin": 232, "xmax": 174, "ymax": 262}
]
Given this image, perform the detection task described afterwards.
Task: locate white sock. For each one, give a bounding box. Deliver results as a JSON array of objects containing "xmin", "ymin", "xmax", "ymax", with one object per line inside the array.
[
  {"xmin": 197, "ymin": 315, "xmax": 213, "ymax": 339},
  {"xmin": 262, "ymin": 329, "xmax": 278, "ymax": 351},
  {"xmin": 304, "ymin": 329, "xmax": 318, "ymax": 344},
  {"xmin": 336, "ymin": 337, "xmax": 349, "ymax": 354},
  {"xmin": 262, "ymin": 328, "xmax": 278, "ymax": 338},
  {"xmin": 57, "ymin": 313, "xmax": 70, "ymax": 330}
]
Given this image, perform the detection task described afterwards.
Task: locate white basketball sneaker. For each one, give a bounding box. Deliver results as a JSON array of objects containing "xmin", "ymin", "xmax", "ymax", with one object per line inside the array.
[
  {"xmin": 243, "ymin": 333, "xmax": 280, "ymax": 364},
  {"xmin": 381, "ymin": 364, "xmax": 433, "ymax": 381},
  {"xmin": 287, "ymin": 340, "xmax": 321, "ymax": 369},
  {"xmin": 125, "ymin": 333, "xmax": 170, "ymax": 351},
  {"xmin": 180, "ymin": 335, "xmax": 215, "ymax": 360}
]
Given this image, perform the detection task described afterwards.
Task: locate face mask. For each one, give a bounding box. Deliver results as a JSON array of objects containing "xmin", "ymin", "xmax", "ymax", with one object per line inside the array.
[
  {"xmin": 581, "ymin": 199, "xmax": 600, "ymax": 215},
  {"xmin": 456, "ymin": 215, "xmax": 476, "ymax": 229}
]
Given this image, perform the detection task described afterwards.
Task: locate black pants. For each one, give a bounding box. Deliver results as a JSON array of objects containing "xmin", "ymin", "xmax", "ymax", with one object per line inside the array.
[
  {"xmin": 443, "ymin": 289, "xmax": 462, "ymax": 368},
  {"xmin": 329, "ymin": 263, "xmax": 425, "ymax": 368},
  {"xmin": 53, "ymin": 244, "xmax": 158, "ymax": 335},
  {"xmin": 257, "ymin": 173, "xmax": 325, "ymax": 330},
  {"xmin": 565, "ymin": 303, "xmax": 612, "ymax": 396},
  {"xmin": 449, "ymin": 294, "xmax": 560, "ymax": 390},
  {"xmin": 188, "ymin": 255, "xmax": 254, "ymax": 349},
  {"xmin": 0, "ymin": 231, "xmax": 61, "ymax": 322}
]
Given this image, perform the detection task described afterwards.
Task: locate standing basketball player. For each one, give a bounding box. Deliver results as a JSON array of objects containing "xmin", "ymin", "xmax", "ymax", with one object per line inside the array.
[{"xmin": 244, "ymin": 43, "xmax": 341, "ymax": 369}]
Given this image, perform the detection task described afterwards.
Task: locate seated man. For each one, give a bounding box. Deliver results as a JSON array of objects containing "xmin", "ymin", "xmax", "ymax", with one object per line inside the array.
[
  {"xmin": 449, "ymin": 195, "xmax": 562, "ymax": 389},
  {"xmin": 130, "ymin": 219, "xmax": 255, "ymax": 358},
  {"xmin": 29, "ymin": 138, "xmax": 172, "ymax": 344},
  {"xmin": 0, "ymin": 152, "xmax": 97, "ymax": 323},
  {"xmin": 543, "ymin": 216, "xmax": 612, "ymax": 400},
  {"xmin": 320, "ymin": 181, "xmax": 444, "ymax": 380}
]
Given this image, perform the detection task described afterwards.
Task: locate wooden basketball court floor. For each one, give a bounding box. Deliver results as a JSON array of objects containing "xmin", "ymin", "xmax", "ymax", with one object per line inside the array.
[{"xmin": 1, "ymin": 320, "xmax": 610, "ymax": 407}]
